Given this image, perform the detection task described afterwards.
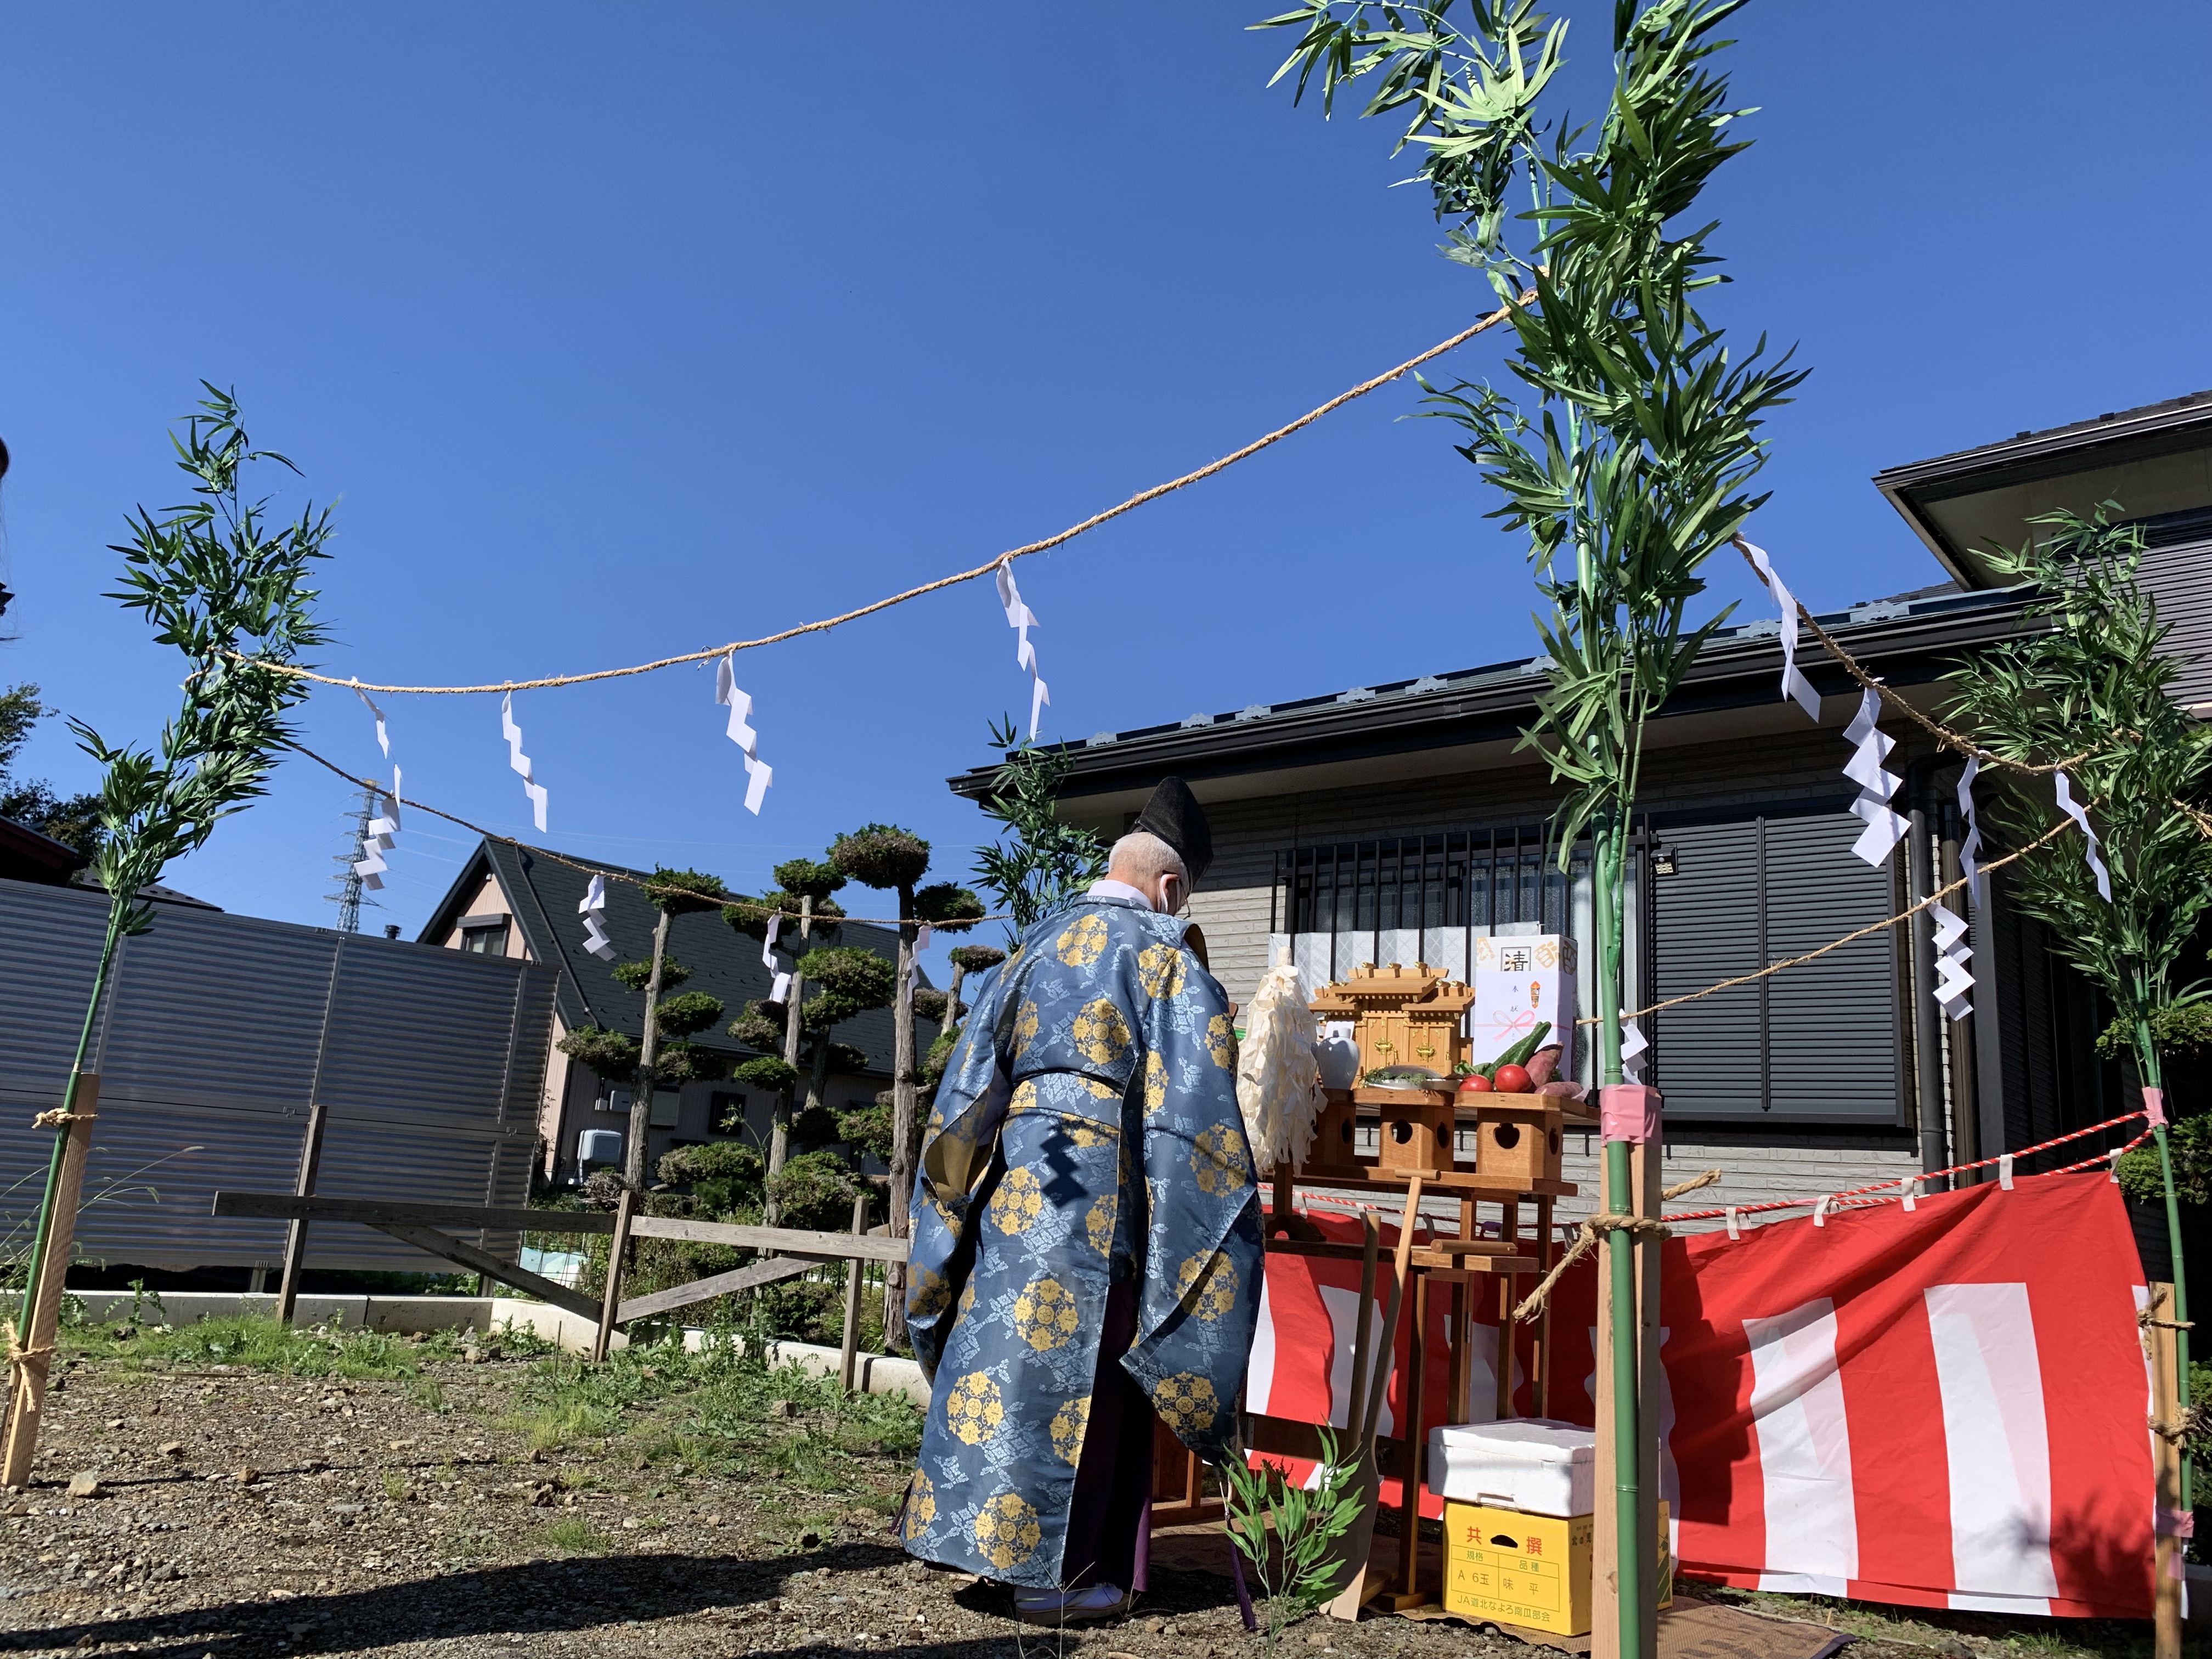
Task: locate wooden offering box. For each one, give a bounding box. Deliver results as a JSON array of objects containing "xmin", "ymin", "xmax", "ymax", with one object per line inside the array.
[
  {"xmin": 1471, "ymin": 1094, "xmax": 1567, "ymax": 1186},
  {"xmin": 1363, "ymin": 1086, "xmax": 1458, "ymax": 1176}
]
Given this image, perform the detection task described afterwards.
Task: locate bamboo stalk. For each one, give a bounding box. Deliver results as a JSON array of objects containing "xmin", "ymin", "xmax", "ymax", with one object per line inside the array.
[{"xmin": 3, "ymin": 1077, "xmax": 100, "ymax": 1487}]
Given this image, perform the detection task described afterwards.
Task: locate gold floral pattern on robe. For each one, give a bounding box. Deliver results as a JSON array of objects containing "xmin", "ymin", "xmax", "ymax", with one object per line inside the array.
[
  {"xmin": 973, "ymin": 1491, "xmax": 1042, "ymax": 1571},
  {"xmin": 1048, "ymin": 1395, "xmax": 1091, "ymax": 1465}
]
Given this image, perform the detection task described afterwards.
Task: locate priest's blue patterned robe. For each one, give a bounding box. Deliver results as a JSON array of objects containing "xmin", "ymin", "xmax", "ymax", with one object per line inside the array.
[{"xmin": 900, "ymin": 891, "xmax": 1262, "ymax": 1587}]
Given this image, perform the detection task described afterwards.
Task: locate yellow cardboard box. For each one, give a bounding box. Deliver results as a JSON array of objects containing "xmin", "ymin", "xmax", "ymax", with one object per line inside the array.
[{"xmin": 1441, "ymin": 1500, "xmax": 1673, "ymax": 1637}]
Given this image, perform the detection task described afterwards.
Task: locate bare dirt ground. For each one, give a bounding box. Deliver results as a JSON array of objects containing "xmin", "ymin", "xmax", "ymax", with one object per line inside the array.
[{"xmin": 0, "ymin": 1319, "xmax": 2148, "ymax": 1659}]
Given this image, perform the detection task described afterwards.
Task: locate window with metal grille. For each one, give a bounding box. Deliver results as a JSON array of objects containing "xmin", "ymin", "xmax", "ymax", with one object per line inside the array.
[{"xmin": 1271, "ymin": 826, "xmax": 1591, "ymax": 947}]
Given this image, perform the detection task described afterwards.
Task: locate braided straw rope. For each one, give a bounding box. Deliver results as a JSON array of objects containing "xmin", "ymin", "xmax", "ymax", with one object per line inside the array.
[
  {"xmin": 230, "ymin": 294, "xmax": 1535, "ymax": 697},
  {"xmin": 1509, "ymin": 1171, "xmax": 1719, "ymax": 1324},
  {"xmin": 290, "ymin": 740, "xmax": 1006, "ymax": 927}
]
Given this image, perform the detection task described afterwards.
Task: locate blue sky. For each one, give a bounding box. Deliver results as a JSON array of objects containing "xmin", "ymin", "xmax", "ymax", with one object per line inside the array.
[{"xmin": 2, "ymin": 2, "xmax": 2207, "ymax": 984}]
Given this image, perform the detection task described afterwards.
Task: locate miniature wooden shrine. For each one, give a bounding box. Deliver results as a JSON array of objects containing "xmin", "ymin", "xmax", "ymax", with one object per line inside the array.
[{"xmin": 1311, "ymin": 961, "xmax": 1476, "ymax": 1077}]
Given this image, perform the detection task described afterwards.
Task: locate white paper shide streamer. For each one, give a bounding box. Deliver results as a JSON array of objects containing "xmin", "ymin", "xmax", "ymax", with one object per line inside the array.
[
  {"xmin": 761, "ymin": 913, "xmax": 792, "ymax": 1006},
  {"xmin": 714, "ymin": 652, "xmax": 772, "ymax": 815},
  {"xmin": 1842, "ymin": 687, "xmax": 1909, "ymax": 867},
  {"xmin": 579, "ymin": 872, "xmax": 617, "ymax": 962},
  {"xmin": 1618, "ymin": 1017, "xmax": 1649, "ymax": 1084},
  {"xmin": 995, "ymin": 559, "xmax": 1049, "ymax": 739},
  {"xmin": 354, "ymin": 766, "xmax": 402, "ymax": 891},
  {"xmin": 2052, "ymin": 771, "xmax": 2113, "ymax": 901},
  {"xmin": 500, "ymin": 695, "xmax": 550, "ymax": 832},
  {"xmin": 1739, "ymin": 539, "xmax": 1822, "ymax": 722},
  {"xmin": 1929, "ymin": 902, "xmax": 1973, "ymax": 1022},
  {"xmin": 354, "ymin": 687, "xmax": 390, "ymax": 758},
  {"xmin": 1956, "ymin": 756, "xmax": 1986, "ymax": 909}
]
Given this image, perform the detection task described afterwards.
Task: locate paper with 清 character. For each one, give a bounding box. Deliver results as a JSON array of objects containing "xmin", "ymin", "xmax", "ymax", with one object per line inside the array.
[{"xmin": 1470, "ymin": 933, "xmax": 1578, "ymax": 1071}]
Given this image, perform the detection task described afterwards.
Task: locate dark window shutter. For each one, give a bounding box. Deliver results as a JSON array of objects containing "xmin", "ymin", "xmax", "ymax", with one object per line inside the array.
[{"xmin": 1651, "ymin": 808, "xmax": 1903, "ymax": 1122}]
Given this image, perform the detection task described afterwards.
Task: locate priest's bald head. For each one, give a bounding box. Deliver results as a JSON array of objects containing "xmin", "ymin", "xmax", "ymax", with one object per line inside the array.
[{"xmin": 1106, "ymin": 776, "xmax": 1212, "ymax": 915}]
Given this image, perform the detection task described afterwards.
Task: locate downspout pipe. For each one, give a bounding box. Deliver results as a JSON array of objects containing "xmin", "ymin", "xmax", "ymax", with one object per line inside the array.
[{"xmin": 1904, "ymin": 755, "xmax": 1948, "ymax": 1181}]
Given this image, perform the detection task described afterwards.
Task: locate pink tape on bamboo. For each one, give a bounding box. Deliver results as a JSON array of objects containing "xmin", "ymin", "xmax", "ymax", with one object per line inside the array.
[
  {"xmin": 2144, "ymin": 1086, "xmax": 2168, "ymax": 1127},
  {"xmin": 1598, "ymin": 1084, "xmax": 1661, "ymax": 1144}
]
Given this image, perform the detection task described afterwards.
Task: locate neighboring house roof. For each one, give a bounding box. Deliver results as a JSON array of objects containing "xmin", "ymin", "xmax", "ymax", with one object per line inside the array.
[
  {"xmin": 0, "ymin": 816, "xmax": 218, "ymax": 910},
  {"xmin": 947, "ymin": 582, "xmax": 2039, "ymax": 815},
  {"xmin": 417, "ymin": 838, "xmax": 926, "ymax": 1076},
  {"xmin": 0, "ymin": 815, "xmax": 90, "ymax": 886},
  {"xmin": 1876, "ymin": 389, "xmax": 2212, "ymax": 588}
]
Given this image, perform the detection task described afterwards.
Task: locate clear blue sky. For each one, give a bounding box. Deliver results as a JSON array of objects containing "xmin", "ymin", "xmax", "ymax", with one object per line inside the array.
[{"xmin": 3, "ymin": 2, "xmax": 2207, "ymax": 983}]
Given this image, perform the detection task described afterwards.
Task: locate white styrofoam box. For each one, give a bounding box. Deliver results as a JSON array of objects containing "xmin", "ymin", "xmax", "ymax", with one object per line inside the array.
[
  {"xmin": 1429, "ymin": 1418, "xmax": 1596, "ymax": 1517},
  {"xmin": 1469, "ymin": 933, "xmax": 1578, "ymax": 1072}
]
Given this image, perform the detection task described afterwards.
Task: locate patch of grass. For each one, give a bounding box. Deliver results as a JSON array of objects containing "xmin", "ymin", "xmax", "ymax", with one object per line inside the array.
[
  {"xmin": 60, "ymin": 1315, "xmax": 440, "ymax": 1379},
  {"xmin": 498, "ymin": 1339, "xmax": 922, "ymax": 1504},
  {"xmin": 538, "ymin": 1514, "xmax": 611, "ymax": 1555},
  {"xmin": 381, "ymin": 1470, "xmax": 409, "ymax": 1502}
]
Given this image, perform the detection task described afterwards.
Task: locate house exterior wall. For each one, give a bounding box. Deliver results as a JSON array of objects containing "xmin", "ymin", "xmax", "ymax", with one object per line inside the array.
[
  {"xmin": 1163, "ymin": 723, "xmax": 1939, "ymax": 1229},
  {"xmin": 441, "ymin": 873, "xmax": 517, "ymax": 957}
]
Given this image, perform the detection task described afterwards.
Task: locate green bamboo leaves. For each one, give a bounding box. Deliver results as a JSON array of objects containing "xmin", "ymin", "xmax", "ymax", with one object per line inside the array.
[
  {"xmin": 1943, "ymin": 507, "xmax": 2212, "ymax": 1071},
  {"xmin": 73, "ymin": 385, "xmax": 330, "ymax": 938}
]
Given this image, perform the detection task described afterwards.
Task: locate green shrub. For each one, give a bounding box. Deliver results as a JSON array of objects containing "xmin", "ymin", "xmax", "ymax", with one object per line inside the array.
[
  {"xmin": 654, "ymin": 1041, "xmax": 727, "ymax": 1084},
  {"xmin": 2118, "ymin": 1114, "xmax": 2212, "ymax": 1206},
  {"xmin": 948, "ymin": 944, "xmax": 1006, "ymax": 975},
  {"xmin": 653, "ymin": 991, "xmax": 725, "ymax": 1038},
  {"xmin": 557, "ymin": 1026, "xmax": 640, "ymax": 1079},
  {"xmin": 2098, "ymin": 1001, "xmax": 2212, "ymax": 1058},
  {"xmin": 730, "ymin": 1054, "xmax": 798, "ymax": 1094},
  {"xmin": 913, "ymin": 882, "xmax": 985, "ymax": 933},
  {"xmin": 658, "ymin": 1141, "xmax": 765, "ymax": 1216},
  {"xmin": 766, "ymin": 1149, "xmax": 861, "ymax": 1231},
  {"xmin": 645, "ymin": 867, "xmax": 730, "ymax": 916},
  {"xmin": 774, "ymin": 858, "xmax": 848, "ymax": 902},
  {"xmin": 830, "ymin": 825, "xmax": 931, "ymax": 891},
  {"xmin": 836, "ymin": 1099, "xmax": 893, "ymax": 1165},
  {"xmin": 613, "ymin": 956, "xmax": 691, "ymax": 992}
]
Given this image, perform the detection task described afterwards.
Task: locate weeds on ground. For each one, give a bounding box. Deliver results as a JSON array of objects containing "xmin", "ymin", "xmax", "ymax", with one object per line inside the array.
[
  {"xmin": 538, "ymin": 1514, "xmax": 611, "ymax": 1555},
  {"xmin": 501, "ymin": 1338, "xmax": 922, "ymax": 1500}
]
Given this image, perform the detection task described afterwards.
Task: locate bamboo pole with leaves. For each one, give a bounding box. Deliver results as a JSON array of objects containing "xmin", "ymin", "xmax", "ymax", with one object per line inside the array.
[
  {"xmin": 1943, "ymin": 505, "xmax": 2212, "ymax": 1505},
  {"xmin": 3, "ymin": 388, "xmax": 329, "ymax": 1483},
  {"xmin": 971, "ymin": 716, "xmax": 1107, "ymax": 938},
  {"xmin": 1260, "ymin": 3, "xmax": 1802, "ymax": 1644}
]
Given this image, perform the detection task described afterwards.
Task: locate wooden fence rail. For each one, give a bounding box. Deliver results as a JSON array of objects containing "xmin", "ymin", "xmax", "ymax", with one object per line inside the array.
[{"xmin": 209, "ymin": 1191, "xmax": 910, "ymax": 1375}]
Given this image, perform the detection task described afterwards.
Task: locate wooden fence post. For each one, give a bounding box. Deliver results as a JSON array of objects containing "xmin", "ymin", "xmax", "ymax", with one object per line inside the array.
[
  {"xmin": 275, "ymin": 1093, "xmax": 331, "ymax": 1324},
  {"xmin": 3, "ymin": 1077, "xmax": 100, "ymax": 1488},
  {"xmin": 2152, "ymin": 1282, "xmax": 2183, "ymax": 1659},
  {"xmin": 839, "ymin": 1195, "xmax": 869, "ymax": 1392},
  {"xmin": 592, "ymin": 1188, "xmax": 636, "ymax": 1363}
]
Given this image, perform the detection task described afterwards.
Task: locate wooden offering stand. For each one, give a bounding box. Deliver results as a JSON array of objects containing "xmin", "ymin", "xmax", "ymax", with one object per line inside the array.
[{"xmin": 1244, "ymin": 961, "xmax": 1596, "ymax": 1612}]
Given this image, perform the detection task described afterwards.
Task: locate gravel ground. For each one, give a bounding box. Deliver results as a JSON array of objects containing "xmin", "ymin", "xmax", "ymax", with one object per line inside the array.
[
  {"xmin": 0, "ymin": 1336, "xmax": 2107, "ymax": 1659},
  {"xmin": 0, "ymin": 1342, "xmax": 1547, "ymax": 1659}
]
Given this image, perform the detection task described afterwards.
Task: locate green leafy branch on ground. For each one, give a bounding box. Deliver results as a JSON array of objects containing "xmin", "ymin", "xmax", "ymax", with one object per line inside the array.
[{"xmin": 1221, "ymin": 1429, "xmax": 1364, "ymax": 1652}]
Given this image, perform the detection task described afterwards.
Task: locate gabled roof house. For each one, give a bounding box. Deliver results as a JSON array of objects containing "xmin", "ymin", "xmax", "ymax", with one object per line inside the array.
[
  {"xmin": 419, "ymin": 839, "xmax": 925, "ymax": 1186},
  {"xmin": 949, "ymin": 390, "xmax": 2212, "ymax": 1254}
]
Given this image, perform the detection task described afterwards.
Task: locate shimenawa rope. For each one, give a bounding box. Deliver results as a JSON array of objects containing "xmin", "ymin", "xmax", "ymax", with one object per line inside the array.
[{"xmin": 230, "ymin": 295, "xmax": 1535, "ymax": 697}]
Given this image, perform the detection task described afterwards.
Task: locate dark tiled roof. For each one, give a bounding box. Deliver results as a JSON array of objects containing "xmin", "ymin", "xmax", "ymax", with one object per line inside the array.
[
  {"xmin": 947, "ymin": 582, "xmax": 2034, "ymax": 795},
  {"xmin": 432, "ymin": 839, "xmax": 926, "ymax": 1076}
]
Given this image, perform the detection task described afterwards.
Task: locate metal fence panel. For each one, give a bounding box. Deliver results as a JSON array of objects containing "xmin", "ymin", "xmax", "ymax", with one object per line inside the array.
[{"xmin": 0, "ymin": 876, "xmax": 552, "ymax": 1274}]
